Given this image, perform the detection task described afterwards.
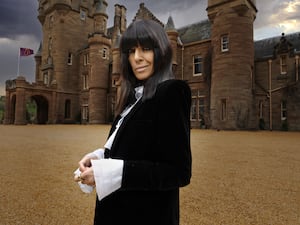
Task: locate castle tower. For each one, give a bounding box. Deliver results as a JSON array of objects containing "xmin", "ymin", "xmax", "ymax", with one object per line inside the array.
[
  {"xmin": 120, "ymin": 5, "xmax": 127, "ymax": 33},
  {"xmin": 37, "ymin": 0, "xmax": 95, "ymax": 91},
  {"xmin": 207, "ymin": 0, "xmax": 257, "ymax": 129},
  {"xmin": 112, "ymin": 4, "xmax": 127, "ymax": 47},
  {"xmin": 88, "ymin": 0, "xmax": 111, "ymax": 123},
  {"xmin": 36, "ymin": 0, "xmax": 96, "ymax": 123},
  {"xmin": 113, "ymin": 4, "xmax": 127, "ymax": 33},
  {"xmin": 93, "ymin": 0, "xmax": 108, "ymax": 35}
]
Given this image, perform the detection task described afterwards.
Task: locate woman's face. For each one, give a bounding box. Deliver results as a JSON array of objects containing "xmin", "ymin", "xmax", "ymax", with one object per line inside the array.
[{"xmin": 128, "ymin": 45, "xmax": 154, "ymax": 81}]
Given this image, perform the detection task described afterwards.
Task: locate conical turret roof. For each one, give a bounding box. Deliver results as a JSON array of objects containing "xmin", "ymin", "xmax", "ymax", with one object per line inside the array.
[{"xmin": 165, "ymin": 16, "xmax": 176, "ymax": 32}]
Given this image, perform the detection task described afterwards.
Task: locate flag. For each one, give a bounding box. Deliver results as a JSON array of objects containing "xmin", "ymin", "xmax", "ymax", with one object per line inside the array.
[{"xmin": 20, "ymin": 48, "xmax": 34, "ymax": 56}]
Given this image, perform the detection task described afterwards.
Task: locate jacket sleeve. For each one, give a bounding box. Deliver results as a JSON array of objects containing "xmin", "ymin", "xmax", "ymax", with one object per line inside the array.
[{"xmin": 121, "ymin": 80, "xmax": 192, "ymax": 191}]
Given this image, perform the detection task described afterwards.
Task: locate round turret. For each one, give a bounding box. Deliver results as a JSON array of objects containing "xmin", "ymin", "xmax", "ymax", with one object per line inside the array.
[{"xmin": 207, "ymin": 0, "xmax": 257, "ymax": 130}]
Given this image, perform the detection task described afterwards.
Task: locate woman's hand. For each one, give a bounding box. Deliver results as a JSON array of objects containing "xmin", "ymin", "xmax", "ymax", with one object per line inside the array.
[
  {"xmin": 78, "ymin": 153, "xmax": 98, "ymax": 172},
  {"xmin": 80, "ymin": 167, "xmax": 95, "ymax": 186},
  {"xmin": 74, "ymin": 153, "xmax": 97, "ymax": 186}
]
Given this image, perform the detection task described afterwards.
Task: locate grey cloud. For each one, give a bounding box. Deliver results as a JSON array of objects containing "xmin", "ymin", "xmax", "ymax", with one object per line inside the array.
[
  {"xmin": 138, "ymin": 0, "xmax": 204, "ymax": 13},
  {"xmin": 254, "ymin": 0, "xmax": 276, "ymax": 29},
  {"xmin": 254, "ymin": 0, "xmax": 300, "ymax": 29},
  {"xmin": 108, "ymin": 0, "xmax": 205, "ymax": 25},
  {"xmin": 0, "ymin": 0, "xmax": 41, "ymax": 40}
]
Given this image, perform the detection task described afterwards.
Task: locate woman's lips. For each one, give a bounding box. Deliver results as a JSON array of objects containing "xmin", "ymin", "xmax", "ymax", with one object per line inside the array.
[{"xmin": 135, "ymin": 65, "xmax": 148, "ymax": 72}]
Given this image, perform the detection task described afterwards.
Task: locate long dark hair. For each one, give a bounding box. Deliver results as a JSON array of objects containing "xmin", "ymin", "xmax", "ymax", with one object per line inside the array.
[{"xmin": 116, "ymin": 19, "xmax": 174, "ymax": 115}]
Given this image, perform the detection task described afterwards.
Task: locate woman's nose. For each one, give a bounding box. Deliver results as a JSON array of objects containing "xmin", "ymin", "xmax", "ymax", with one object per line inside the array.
[{"xmin": 134, "ymin": 48, "xmax": 143, "ymax": 61}]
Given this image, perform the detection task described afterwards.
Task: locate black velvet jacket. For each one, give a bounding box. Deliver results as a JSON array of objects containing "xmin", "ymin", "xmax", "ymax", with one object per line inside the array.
[{"xmin": 94, "ymin": 79, "xmax": 192, "ymax": 225}]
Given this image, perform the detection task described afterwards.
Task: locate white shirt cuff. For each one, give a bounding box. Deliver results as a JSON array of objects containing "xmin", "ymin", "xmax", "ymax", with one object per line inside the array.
[
  {"xmin": 91, "ymin": 159, "xmax": 124, "ymax": 201},
  {"xmin": 87, "ymin": 148, "xmax": 105, "ymax": 159}
]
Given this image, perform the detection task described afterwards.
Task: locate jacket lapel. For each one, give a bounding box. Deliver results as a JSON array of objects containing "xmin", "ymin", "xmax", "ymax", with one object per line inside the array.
[{"xmin": 109, "ymin": 99, "xmax": 143, "ymax": 153}]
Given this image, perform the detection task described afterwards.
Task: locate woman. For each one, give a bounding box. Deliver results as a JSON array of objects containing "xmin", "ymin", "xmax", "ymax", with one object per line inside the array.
[{"xmin": 75, "ymin": 19, "xmax": 192, "ymax": 225}]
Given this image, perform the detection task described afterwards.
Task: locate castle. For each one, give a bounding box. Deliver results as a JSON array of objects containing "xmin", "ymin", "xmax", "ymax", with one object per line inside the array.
[{"xmin": 4, "ymin": 0, "xmax": 300, "ymax": 130}]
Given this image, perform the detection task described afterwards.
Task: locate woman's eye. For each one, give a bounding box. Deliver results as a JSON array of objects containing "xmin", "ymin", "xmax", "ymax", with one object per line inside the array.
[
  {"xmin": 143, "ymin": 47, "xmax": 151, "ymax": 51},
  {"xmin": 128, "ymin": 48, "xmax": 135, "ymax": 54}
]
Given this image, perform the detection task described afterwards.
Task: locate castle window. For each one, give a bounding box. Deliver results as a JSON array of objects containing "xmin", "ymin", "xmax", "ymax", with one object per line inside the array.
[
  {"xmin": 49, "ymin": 15, "xmax": 54, "ymax": 28},
  {"xmin": 65, "ymin": 100, "xmax": 71, "ymax": 119},
  {"xmin": 193, "ymin": 55, "xmax": 202, "ymax": 76},
  {"xmin": 67, "ymin": 52, "xmax": 73, "ymax": 65},
  {"xmin": 191, "ymin": 90, "xmax": 205, "ymax": 121},
  {"xmin": 82, "ymin": 74, "xmax": 89, "ymax": 90},
  {"xmin": 82, "ymin": 105, "xmax": 89, "ymax": 121},
  {"xmin": 280, "ymin": 55, "xmax": 287, "ymax": 74},
  {"xmin": 43, "ymin": 71, "xmax": 49, "ymax": 86},
  {"xmin": 48, "ymin": 37, "xmax": 52, "ymax": 50},
  {"xmin": 221, "ymin": 99, "xmax": 227, "ymax": 120},
  {"xmin": 191, "ymin": 98, "xmax": 197, "ymax": 120},
  {"xmin": 80, "ymin": 9, "xmax": 86, "ymax": 21},
  {"xmin": 83, "ymin": 54, "xmax": 89, "ymax": 66},
  {"xmin": 112, "ymin": 77, "xmax": 117, "ymax": 88},
  {"xmin": 102, "ymin": 47, "xmax": 108, "ymax": 59},
  {"xmin": 221, "ymin": 35, "xmax": 229, "ymax": 52},
  {"xmin": 281, "ymin": 100, "xmax": 287, "ymax": 120}
]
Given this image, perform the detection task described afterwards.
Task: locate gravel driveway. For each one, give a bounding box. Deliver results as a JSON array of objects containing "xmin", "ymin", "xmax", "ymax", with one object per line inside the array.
[{"xmin": 1, "ymin": 125, "xmax": 299, "ymax": 225}]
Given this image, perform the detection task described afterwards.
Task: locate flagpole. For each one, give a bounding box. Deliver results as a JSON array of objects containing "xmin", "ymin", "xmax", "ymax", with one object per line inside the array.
[
  {"xmin": 17, "ymin": 48, "xmax": 34, "ymax": 77},
  {"xmin": 17, "ymin": 48, "xmax": 20, "ymax": 76}
]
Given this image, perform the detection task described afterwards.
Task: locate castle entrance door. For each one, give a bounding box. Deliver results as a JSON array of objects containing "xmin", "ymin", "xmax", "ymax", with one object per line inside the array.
[{"xmin": 31, "ymin": 95, "xmax": 48, "ymax": 124}]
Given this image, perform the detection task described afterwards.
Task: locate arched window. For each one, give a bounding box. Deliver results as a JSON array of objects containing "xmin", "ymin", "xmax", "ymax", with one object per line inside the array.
[
  {"xmin": 65, "ymin": 99, "xmax": 71, "ymax": 119},
  {"xmin": 221, "ymin": 99, "xmax": 227, "ymax": 121}
]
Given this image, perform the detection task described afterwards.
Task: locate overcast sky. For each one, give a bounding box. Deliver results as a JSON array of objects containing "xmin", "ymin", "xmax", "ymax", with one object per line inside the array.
[{"xmin": 1, "ymin": 0, "xmax": 300, "ymax": 95}]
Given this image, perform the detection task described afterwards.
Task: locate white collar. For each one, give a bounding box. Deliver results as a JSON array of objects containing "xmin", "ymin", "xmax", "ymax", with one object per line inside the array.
[{"xmin": 134, "ymin": 86, "xmax": 144, "ymax": 100}]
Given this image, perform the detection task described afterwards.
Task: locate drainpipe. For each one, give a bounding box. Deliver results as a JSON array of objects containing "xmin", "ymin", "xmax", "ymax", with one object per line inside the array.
[
  {"xmin": 177, "ymin": 37, "xmax": 184, "ymax": 80},
  {"xmin": 181, "ymin": 45, "xmax": 184, "ymax": 80},
  {"xmin": 268, "ymin": 59, "xmax": 273, "ymax": 131},
  {"xmin": 296, "ymin": 55, "xmax": 299, "ymax": 82}
]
